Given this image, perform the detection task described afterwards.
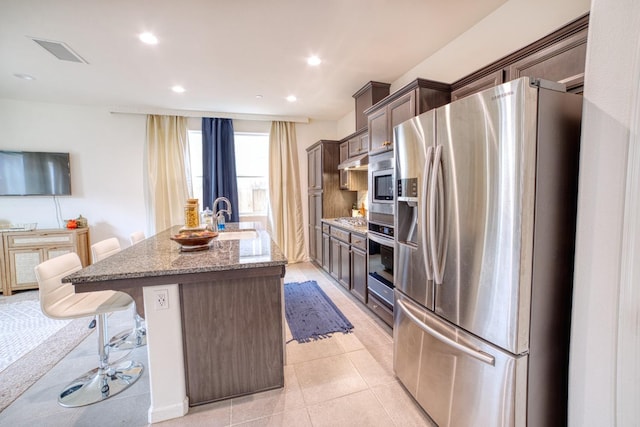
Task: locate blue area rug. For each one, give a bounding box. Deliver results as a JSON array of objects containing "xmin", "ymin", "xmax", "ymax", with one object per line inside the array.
[{"xmin": 284, "ymin": 280, "xmax": 354, "ymax": 343}]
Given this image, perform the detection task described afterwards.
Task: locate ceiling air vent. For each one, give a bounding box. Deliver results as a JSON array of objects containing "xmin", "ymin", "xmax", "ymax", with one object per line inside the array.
[{"xmin": 30, "ymin": 37, "xmax": 89, "ymax": 64}]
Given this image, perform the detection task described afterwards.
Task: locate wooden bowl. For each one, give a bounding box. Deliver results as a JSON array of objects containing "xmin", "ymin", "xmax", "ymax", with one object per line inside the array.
[{"xmin": 170, "ymin": 230, "xmax": 218, "ymax": 247}]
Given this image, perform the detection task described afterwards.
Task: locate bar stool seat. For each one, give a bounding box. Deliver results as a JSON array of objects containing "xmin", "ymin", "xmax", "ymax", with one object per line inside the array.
[{"xmin": 35, "ymin": 252, "xmax": 144, "ymax": 407}]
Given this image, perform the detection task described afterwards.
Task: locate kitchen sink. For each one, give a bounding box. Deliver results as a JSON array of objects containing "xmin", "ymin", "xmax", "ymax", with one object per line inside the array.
[{"xmin": 216, "ymin": 229, "xmax": 259, "ymax": 240}]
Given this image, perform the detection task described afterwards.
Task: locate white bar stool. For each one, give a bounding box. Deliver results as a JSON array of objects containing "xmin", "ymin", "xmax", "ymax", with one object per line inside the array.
[{"xmin": 34, "ymin": 252, "xmax": 144, "ymax": 407}]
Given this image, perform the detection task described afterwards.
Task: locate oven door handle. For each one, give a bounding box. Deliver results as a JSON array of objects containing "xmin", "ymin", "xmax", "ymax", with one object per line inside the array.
[{"xmin": 368, "ymin": 233, "xmax": 394, "ymax": 247}]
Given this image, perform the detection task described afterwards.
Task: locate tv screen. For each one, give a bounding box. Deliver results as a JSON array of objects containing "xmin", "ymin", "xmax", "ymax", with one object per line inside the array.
[{"xmin": 0, "ymin": 151, "xmax": 72, "ymax": 196}]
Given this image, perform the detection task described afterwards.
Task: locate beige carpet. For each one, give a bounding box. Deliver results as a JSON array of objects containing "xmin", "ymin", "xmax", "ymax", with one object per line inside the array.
[{"xmin": 0, "ymin": 292, "xmax": 93, "ymax": 413}]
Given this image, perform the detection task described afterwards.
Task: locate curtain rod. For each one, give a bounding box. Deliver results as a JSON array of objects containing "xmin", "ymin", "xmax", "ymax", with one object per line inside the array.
[{"xmin": 109, "ymin": 106, "xmax": 309, "ymax": 124}]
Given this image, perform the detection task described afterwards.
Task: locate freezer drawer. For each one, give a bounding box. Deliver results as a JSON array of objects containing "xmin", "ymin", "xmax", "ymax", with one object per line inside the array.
[{"xmin": 394, "ymin": 291, "xmax": 527, "ymax": 427}]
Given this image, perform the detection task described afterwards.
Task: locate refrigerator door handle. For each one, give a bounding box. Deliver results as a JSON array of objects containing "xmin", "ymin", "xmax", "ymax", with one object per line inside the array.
[
  {"xmin": 430, "ymin": 144, "xmax": 445, "ymax": 284},
  {"xmin": 422, "ymin": 146, "xmax": 434, "ymax": 280},
  {"xmin": 396, "ymin": 297, "xmax": 495, "ymax": 366}
]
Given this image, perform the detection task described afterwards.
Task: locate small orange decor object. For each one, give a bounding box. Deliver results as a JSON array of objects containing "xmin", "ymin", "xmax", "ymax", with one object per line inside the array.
[{"xmin": 66, "ymin": 219, "xmax": 78, "ymax": 229}]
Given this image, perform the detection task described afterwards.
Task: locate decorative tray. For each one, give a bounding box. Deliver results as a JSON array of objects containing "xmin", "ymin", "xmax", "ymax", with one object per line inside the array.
[{"xmin": 170, "ymin": 230, "xmax": 218, "ymax": 252}]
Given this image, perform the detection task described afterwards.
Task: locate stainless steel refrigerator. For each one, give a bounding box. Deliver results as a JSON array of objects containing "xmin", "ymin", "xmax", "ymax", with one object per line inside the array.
[{"xmin": 393, "ymin": 77, "xmax": 582, "ymax": 427}]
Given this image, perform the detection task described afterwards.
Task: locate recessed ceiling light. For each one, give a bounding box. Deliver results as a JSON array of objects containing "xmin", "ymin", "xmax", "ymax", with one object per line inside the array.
[
  {"xmin": 307, "ymin": 55, "xmax": 321, "ymax": 66},
  {"xmin": 139, "ymin": 32, "xmax": 158, "ymax": 45},
  {"xmin": 14, "ymin": 73, "xmax": 35, "ymax": 80},
  {"xmin": 255, "ymin": 95, "xmax": 263, "ymax": 99},
  {"xmin": 171, "ymin": 85, "xmax": 185, "ymax": 93},
  {"xmin": 286, "ymin": 95, "xmax": 297, "ymax": 102}
]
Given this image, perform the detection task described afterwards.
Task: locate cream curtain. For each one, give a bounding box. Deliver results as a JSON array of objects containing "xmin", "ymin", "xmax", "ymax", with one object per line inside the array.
[
  {"xmin": 145, "ymin": 115, "xmax": 191, "ymax": 233},
  {"xmin": 268, "ymin": 121, "xmax": 305, "ymax": 263}
]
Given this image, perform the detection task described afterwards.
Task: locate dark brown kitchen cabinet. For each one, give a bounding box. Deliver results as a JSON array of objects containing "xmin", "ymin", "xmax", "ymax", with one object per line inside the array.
[
  {"xmin": 353, "ymin": 81, "xmax": 391, "ymax": 132},
  {"xmin": 307, "ymin": 146, "xmax": 322, "ymax": 191},
  {"xmin": 452, "ymin": 70, "xmax": 505, "ymax": 101},
  {"xmin": 350, "ymin": 233, "xmax": 367, "ymax": 303},
  {"xmin": 366, "ymin": 79, "xmax": 451, "ymax": 155},
  {"xmin": 339, "ymin": 142, "xmax": 349, "ymax": 190},
  {"xmin": 348, "ymin": 132, "xmax": 368, "ymax": 157},
  {"xmin": 506, "ymin": 26, "xmax": 588, "ymax": 93},
  {"xmin": 322, "ymin": 232, "xmax": 330, "ymax": 272},
  {"xmin": 306, "ymin": 141, "xmax": 356, "ymax": 265},
  {"xmin": 338, "ymin": 241, "xmax": 351, "ymax": 290},
  {"xmin": 451, "ymin": 14, "xmax": 589, "ymax": 100},
  {"xmin": 308, "ymin": 193, "xmax": 322, "ymax": 262}
]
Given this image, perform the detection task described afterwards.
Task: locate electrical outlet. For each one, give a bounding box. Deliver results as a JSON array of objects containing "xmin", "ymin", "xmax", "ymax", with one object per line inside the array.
[{"xmin": 154, "ymin": 289, "xmax": 169, "ymax": 310}]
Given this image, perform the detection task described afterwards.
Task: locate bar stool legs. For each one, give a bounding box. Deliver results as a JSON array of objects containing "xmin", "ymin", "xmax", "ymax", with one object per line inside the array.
[
  {"xmin": 58, "ymin": 313, "xmax": 144, "ymax": 407},
  {"xmin": 109, "ymin": 312, "xmax": 147, "ymax": 350}
]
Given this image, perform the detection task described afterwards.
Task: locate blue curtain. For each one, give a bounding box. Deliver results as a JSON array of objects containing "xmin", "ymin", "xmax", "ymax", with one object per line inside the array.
[{"xmin": 202, "ymin": 118, "xmax": 239, "ymax": 222}]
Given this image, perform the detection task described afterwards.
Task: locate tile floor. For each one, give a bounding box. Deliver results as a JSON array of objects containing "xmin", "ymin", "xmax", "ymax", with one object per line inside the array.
[{"xmin": 0, "ymin": 262, "xmax": 435, "ymax": 426}]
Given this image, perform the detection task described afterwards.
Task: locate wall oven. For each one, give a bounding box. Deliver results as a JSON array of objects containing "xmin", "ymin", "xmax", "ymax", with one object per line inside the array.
[{"xmin": 367, "ymin": 222, "xmax": 395, "ymax": 309}]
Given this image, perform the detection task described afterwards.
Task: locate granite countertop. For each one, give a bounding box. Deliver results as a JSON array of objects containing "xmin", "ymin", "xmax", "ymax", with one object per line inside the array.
[
  {"xmin": 321, "ymin": 218, "xmax": 368, "ymax": 236},
  {"xmin": 63, "ymin": 223, "xmax": 287, "ymax": 284}
]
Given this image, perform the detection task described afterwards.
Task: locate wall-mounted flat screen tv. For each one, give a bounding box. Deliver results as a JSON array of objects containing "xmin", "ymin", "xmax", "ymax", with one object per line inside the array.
[{"xmin": 0, "ymin": 151, "xmax": 72, "ymax": 196}]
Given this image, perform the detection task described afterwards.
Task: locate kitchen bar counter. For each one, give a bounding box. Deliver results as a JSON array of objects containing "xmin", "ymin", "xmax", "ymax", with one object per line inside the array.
[
  {"xmin": 65, "ymin": 223, "xmax": 287, "ymax": 285},
  {"xmin": 63, "ymin": 224, "xmax": 288, "ymax": 424}
]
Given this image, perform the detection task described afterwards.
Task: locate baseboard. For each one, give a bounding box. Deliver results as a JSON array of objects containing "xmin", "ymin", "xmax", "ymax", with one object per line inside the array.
[{"xmin": 148, "ymin": 396, "xmax": 189, "ymax": 424}]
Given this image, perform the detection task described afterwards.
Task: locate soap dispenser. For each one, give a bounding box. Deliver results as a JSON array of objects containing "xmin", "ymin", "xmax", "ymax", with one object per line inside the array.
[{"xmin": 216, "ymin": 211, "xmax": 226, "ymax": 231}]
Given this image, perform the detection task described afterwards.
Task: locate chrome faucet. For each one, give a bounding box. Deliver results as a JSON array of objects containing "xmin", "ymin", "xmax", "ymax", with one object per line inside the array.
[{"xmin": 213, "ymin": 197, "xmax": 232, "ymax": 221}]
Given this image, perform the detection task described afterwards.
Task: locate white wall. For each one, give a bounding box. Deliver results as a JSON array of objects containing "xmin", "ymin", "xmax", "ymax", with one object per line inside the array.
[
  {"xmin": 0, "ymin": 100, "xmax": 337, "ymax": 257},
  {"xmin": 569, "ymin": 0, "xmax": 640, "ymax": 425},
  {"xmin": 0, "ymin": 99, "xmax": 147, "ymax": 248}
]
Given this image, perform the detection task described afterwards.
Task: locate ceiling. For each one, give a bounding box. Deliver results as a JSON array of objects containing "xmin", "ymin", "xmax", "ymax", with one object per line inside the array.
[{"xmin": 1, "ymin": 0, "xmax": 516, "ymax": 121}]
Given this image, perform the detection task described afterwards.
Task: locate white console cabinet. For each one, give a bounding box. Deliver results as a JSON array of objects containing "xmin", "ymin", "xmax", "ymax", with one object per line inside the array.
[{"xmin": 1, "ymin": 228, "xmax": 90, "ymax": 295}]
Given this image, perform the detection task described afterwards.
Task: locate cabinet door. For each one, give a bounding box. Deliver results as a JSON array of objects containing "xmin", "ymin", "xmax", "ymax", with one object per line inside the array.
[
  {"xmin": 310, "ymin": 194, "xmax": 324, "ymax": 264},
  {"xmin": 452, "ymin": 70, "xmax": 505, "ymax": 101},
  {"xmin": 506, "ymin": 27, "xmax": 588, "ymax": 93},
  {"xmin": 308, "ymin": 224, "xmax": 316, "ymax": 262},
  {"xmin": 322, "ymin": 233, "xmax": 330, "ymax": 272},
  {"xmin": 351, "ymin": 247, "xmax": 367, "ymax": 303},
  {"xmin": 339, "ymin": 142, "xmax": 349, "ymax": 190},
  {"xmin": 348, "ymin": 135, "xmax": 367, "ymax": 157},
  {"xmin": 330, "ymin": 238, "xmax": 340, "ymax": 280},
  {"xmin": 338, "ymin": 241, "xmax": 351, "ymax": 290},
  {"xmin": 8, "ymin": 248, "xmax": 44, "ymax": 289},
  {"xmin": 307, "ymin": 149, "xmax": 316, "ymax": 189},
  {"xmin": 307, "ymin": 147, "xmax": 322, "ymax": 190},
  {"xmin": 315, "ymin": 227, "xmax": 323, "ymax": 266},
  {"xmin": 388, "ymin": 91, "xmax": 416, "ymax": 148},
  {"xmin": 359, "ymin": 132, "xmax": 368, "ymax": 154},
  {"xmin": 368, "ymin": 107, "xmax": 388, "ymax": 155}
]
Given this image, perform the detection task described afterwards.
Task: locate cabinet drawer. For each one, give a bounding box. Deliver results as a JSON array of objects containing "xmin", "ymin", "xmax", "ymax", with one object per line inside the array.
[
  {"xmin": 322, "ymin": 223, "xmax": 330, "ymax": 234},
  {"xmin": 350, "ymin": 233, "xmax": 367, "ymax": 251},
  {"xmin": 7, "ymin": 232, "xmax": 74, "ymax": 248},
  {"xmin": 330, "ymin": 227, "xmax": 350, "ymax": 243}
]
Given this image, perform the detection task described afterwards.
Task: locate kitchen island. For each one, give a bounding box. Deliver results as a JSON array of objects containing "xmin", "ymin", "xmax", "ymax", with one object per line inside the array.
[{"xmin": 63, "ymin": 223, "xmax": 288, "ymax": 423}]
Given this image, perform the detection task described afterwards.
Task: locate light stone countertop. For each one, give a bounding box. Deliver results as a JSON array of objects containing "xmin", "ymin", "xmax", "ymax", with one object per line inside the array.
[
  {"xmin": 321, "ymin": 218, "xmax": 368, "ymax": 236},
  {"xmin": 63, "ymin": 223, "xmax": 288, "ymax": 285}
]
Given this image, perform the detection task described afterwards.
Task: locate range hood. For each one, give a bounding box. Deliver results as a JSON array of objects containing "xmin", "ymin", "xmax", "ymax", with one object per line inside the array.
[{"xmin": 338, "ymin": 153, "xmax": 368, "ymax": 171}]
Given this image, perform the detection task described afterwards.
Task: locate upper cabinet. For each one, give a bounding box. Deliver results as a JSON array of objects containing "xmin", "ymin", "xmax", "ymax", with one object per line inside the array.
[
  {"xmin": 348, "ymin": 132, "xmax": 368, "ymax": 157},
  {"xmin": 505, "ymin": 26, "xmax": 587, "ymax": 93},
  {"xmin": 452, "ymin": 70, "xmax": 504, "ymax": 102},
  {"xmin": 353, "ymin": 81, "xmax": 391, "ymax": 132},
  {"xmin": 451, "ymin": 14, "xmax": 589, "ymax": 100},
  {"xmin": 366, "ymin": 79, "xmax": 451, "ymax": 155}
]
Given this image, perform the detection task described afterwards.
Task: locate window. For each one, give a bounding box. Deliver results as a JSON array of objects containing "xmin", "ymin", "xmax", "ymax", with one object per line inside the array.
[
  {"xmin": 187, "ymin": 130, "xmax": 269, "ymax": 219},
  {"xmin": 234, "ymin": 133, "xmax": 269, "ymax": 216}
]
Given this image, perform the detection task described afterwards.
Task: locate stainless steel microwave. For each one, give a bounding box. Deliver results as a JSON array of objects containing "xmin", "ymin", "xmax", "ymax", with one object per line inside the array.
[{"xmin": 369, "ymin": 151, "xmax": 394, "ymax": 220}]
